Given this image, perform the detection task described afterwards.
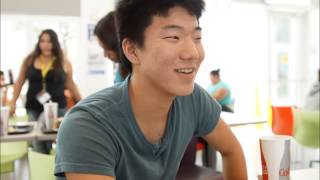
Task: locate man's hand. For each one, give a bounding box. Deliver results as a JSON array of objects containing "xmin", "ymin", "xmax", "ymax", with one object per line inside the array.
[{"xmin": 9, "ymin": 103, "xmax": 16, "ymax": 117}]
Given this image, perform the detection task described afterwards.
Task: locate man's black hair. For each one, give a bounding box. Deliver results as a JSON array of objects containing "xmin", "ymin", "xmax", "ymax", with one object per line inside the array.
[{"xmin": 115, "ymin": 0, "xmax": 205, "ymax": 72}]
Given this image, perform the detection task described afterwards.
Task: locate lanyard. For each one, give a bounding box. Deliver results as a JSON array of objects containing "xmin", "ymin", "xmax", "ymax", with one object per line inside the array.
[
  {"xmin": 41, "ymin": 60, "xmax": 53, "ymax": 78},
  {"xmin": 40, "ymin": 56, "xmax": 54, "ymax": 90}
]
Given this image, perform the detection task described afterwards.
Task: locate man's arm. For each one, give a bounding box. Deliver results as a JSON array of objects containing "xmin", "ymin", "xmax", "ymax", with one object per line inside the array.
[
  {"xmin": 203, "ymin": 118, "xmax": 247, "ymax": 180},
  {"xmin": 66, "ymin": 173, "xmax": 115, "ymax": 180}
]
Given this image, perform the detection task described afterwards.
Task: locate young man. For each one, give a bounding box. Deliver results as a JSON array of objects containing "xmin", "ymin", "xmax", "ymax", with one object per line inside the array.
[{"xmin": 55, "ymin": 0, "xmax": 247, "ymax": 179}]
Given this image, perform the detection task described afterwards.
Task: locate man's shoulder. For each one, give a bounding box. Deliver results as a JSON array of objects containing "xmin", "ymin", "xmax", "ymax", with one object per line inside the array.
[
  {"xmin": 61, "ymin": 83, "xmax": 128, "ymax": 135},
  {"xmin": 194, "ymin": 83, "xmax": 204, "ymax": 93},
  {"xmin": 71, "ymin": 83, "xmax": 126, "ymax": 118},
  {"xmin": 84, "ymin": 84, "xmax": 123, "ymax": 103}
]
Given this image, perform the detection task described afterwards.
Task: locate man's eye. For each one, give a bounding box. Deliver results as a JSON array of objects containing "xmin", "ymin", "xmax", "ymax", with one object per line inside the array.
[{"xmin": 164, "ymin": 36, "xmax": 180, "ymax": 40}]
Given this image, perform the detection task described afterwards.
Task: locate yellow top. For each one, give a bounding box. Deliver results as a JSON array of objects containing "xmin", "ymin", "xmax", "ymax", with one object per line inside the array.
[{"xmin": 40, "ymin": 56, "xmax": 55, "ymax": 79}]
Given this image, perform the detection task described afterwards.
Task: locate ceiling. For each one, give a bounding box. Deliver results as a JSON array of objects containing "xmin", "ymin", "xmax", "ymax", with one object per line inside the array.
[{"xmin": 1, "ymin": 0, "xmax": 80, "ymax": 16}]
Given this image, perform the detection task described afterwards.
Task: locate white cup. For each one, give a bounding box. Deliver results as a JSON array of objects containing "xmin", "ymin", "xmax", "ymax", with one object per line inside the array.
[
  {"xmin": 1, "ymin": 106, "xmax": 10, "ymax": 136},
  {"xmin": 43, "ymin": 102, "xmax": 58, "ymax": 130},
  {"xmin": 260, "ymin": 135, "xmax": 291, "ymax": 180}
]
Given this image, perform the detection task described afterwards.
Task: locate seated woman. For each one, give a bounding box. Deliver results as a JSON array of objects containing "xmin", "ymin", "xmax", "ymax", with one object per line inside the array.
[{"xmin": 207, "ymin": 69, "xmax": 234, "ymax": 112}]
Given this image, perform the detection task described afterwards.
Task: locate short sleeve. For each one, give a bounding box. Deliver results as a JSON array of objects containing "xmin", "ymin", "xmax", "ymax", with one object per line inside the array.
[
  {"xmin": 193, "ymin": 84, "xmax": 222, "ymax": 137},
  {"xmin": 54, "ymin": 107, "xmax": 118, "ymax": 178}
]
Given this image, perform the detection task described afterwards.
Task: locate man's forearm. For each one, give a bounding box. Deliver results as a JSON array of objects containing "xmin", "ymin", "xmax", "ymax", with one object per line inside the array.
[{"xmin": 221, "ymin": 149, "xmax": 247, "ymax": 180}]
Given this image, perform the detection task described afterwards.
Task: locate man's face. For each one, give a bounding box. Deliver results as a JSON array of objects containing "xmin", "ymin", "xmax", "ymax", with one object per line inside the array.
[{"xmin": 133, "ymin": 6, "xmax": 204, "ymax": 97}]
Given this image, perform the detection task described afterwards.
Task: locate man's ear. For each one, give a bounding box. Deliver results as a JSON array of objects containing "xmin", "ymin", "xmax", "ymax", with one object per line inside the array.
[{"xmin": 122, "ymin": 38, "xmax": 140, "ymax": 65}]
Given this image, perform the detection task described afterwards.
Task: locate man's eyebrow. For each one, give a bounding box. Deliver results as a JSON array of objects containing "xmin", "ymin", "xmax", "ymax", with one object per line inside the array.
[{"xmin": 161, "ymin": 25, "xmax": 202, "ymax": 32}]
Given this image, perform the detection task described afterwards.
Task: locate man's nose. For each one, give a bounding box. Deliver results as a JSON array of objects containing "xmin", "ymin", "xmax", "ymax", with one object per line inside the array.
[{"xmin": 180, "ymin": 38, "xmax": 200, "ymax": 60}]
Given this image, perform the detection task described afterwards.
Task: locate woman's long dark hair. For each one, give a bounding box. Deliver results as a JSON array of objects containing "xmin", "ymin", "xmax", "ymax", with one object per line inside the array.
[
  {"xmin": 95, "ymin": 11, "xmax": 129, "ymax": 80},
  {"xmin": 26, "ymin": 29, "xmax": 64, "ymax": 69}
]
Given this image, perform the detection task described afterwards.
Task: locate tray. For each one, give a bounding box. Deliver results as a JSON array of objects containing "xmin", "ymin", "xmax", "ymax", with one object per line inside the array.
[
  {"xmin": 8, "ymin": 125, "xmax": 34, "ymax": 135},
  {"xmin": 41, "ymin": 128, "xmax": 58, "ymax": 134}
]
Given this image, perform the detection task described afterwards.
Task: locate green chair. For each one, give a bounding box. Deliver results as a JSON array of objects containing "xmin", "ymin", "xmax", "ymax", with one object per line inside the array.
[
  {"xmin": 0, "ymin": 142, "xmax": 28, "ymax": 174},
  {"xmin": 293, "ymin": 109, "xmax": 320, "ymax": 167},
  {"xmin": 0, "ymin": 115, "xmax": 29, "ymax": 174},
  {"xmin": 0, "ymin": 162, "xmax": 14, "ymax": 174},
  {"xmin": 28, "ymin": 150, "xmax": 55, "ymax": 180}
]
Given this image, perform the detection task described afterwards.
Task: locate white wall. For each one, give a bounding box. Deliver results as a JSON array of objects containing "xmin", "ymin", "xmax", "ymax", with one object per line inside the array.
[
  {"xmin": 0, "ymin": 15, "xmax": 81, "ymax": 95},
  {"xmin": 198, "ymin": 1, "xmax": 269, "ymax": 116},
  {"xmin": 1, "ymin": 0, "xmax": 318, "ymax": 112},
  {"xmin": 0, "ymin": 0, "xmax": 117, "ymax": 98},
  {"xmin": 198, "ymin": 0, "xmax": 318, "ymax": 115},
  {"xmin": 78, "ymin": 0, "xmax": 115, "ymax": 97}
]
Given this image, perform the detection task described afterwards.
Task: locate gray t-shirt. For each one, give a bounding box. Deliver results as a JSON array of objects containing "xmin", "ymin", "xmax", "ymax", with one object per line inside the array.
[{"xmin": 55, "ymin": 78, "xmax": 221, "ymax": 180}]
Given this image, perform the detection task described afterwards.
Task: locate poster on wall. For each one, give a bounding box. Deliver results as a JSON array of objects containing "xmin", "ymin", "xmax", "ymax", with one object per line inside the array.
[
  {"xmin": 86, "ymin": 23, "xmax": 106, "ymax": 75},
  {"xmin": 87, "ymin": 50, "xmax": 105, "ymax": 75}
]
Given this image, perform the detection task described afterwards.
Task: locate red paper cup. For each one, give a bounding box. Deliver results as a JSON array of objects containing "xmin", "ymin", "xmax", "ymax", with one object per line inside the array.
[{"xmin": 260, "ymin": 135, "xmax": 291, "ymax": 180}]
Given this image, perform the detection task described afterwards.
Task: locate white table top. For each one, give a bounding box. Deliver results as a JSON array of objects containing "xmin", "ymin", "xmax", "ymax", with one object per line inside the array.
[
  {"xmin": 257, "ymin": 168, "xmax": 319, "ymax": 180},
  {"xmin": 0, "ymin": 121, "xmax": 57, "ymax": 142},
  {"xmin": 0, "ymin": 122, "xmax": 37, "ymax": 142},
  {"xmin": 290, "ymin": 168, "xmax": 319, "ymax": 180},
  {"xmin": 220, "ymin": 112, "xmax": 267, "ymax": 126}
]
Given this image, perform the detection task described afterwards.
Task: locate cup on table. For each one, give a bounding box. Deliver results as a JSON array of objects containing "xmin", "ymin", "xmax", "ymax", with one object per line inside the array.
[
  {"xmin": 259, "ymin": 135, "xmax": 291, "ymax": 180},
  {"xmin": 43, "ymin": 102, "xmax": 58, "ymax": 130},
  {"xmin": 0, "ymin": 106, "xmax": 10, "ymax": 136}
]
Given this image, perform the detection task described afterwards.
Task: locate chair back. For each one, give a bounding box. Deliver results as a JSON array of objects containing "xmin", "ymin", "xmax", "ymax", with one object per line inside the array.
[
  {"xmin": 293, "ymin": 109, "xmax": 320, "ymax": 148},
  {"xmin": 1, "ymin": 142, "xmax": 28, "ymax": 174},
  {"xmin": 271, "ymin": 106, "xmax": 294, "ymax": 136},
  {"xmin": 180, "ymin": 137, "xmax": 197, "ymax": 166},
  {"xmin": 177, "ymin": 137, "xmax": 223, "ymax": 180},
  {"xmin": 0, "ymin": 162, "xmax": 14, "ymax": 174},
  {"xmin": 28, "ymin": 150, "xmax": 55, "ymax": 180},
  {"xmin": 10, "ymin": 115, "xmax": 29, "ymax": 123}
]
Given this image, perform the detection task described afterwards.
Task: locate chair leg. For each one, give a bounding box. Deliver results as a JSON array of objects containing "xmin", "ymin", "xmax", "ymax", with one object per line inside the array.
[
  {"xmin": 202, "ymin": 142, "xmax": 217, "ymax": 170},
  {"xmin": 309, "ymin": 160, "xmax": 320, "ymax": 168}
]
